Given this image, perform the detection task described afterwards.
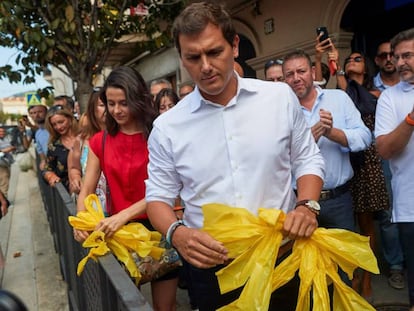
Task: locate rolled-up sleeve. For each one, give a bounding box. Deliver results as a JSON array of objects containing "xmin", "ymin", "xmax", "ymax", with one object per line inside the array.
[{"xmin": 145, "ymin": 125, "xmax": 182, "ymax": 207}]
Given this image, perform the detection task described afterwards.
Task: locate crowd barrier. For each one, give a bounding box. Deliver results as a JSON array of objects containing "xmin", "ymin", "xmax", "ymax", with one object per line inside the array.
[{"xmin": 35, "ymin": 164, "xmax": 152, "ymax": 311}]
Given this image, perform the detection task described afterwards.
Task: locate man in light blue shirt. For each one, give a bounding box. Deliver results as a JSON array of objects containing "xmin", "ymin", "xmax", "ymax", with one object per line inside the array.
[
  {"xmin": 283, "ymin": 49, "xmax": 371, "ymax": 232},
  {"xmin": 28, "ymin": 104, "xmax": 49, "ymax": 170}
]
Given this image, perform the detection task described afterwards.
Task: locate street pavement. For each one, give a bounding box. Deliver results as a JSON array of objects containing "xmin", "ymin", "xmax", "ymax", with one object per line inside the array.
[{"xmin": 0, "ymin": 156, "xmax": 411, "ymax": 310}]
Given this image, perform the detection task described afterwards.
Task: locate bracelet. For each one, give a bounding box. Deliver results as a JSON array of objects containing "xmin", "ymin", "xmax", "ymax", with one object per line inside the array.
[
  {"xmin": 406, "ymin": 114, "xmax": 414, "ymax": 126},
  {"xmin": 165, "ymin": 220, "xmax": 185, "ymax": 246},
  {"xmin": 336, "ymin": 70, "xmax": 346, "ymax": 76}
]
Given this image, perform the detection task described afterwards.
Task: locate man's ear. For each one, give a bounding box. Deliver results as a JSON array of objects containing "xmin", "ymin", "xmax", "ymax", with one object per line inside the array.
[{"xmin": 232, "ymin": 35, "xmax": 240, "ymax": 59}]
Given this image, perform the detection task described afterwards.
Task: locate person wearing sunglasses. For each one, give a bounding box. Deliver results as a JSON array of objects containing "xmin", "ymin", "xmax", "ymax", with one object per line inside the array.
[
  {"xmin": 264, "ymin": 58, "xmax": 284, "ymax": 82},
  {"xmin": 373, "ymin": 41, "xmax": 405, "ymax": 292},
  {"xmin": 375, "ymin": 28, "xmax": 414, "ymax": 311},
  {"xmin": 327, "ymin": 45, "xmax": 391, "ymax": 303},
  {"xmin": 374, "ymin": 42, "xmax": 400, "ymax": 91}
]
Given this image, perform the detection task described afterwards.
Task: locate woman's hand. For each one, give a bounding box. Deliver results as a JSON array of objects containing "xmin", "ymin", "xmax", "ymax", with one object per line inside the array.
[
  {"xmin": 1, "ymin": 201, "xmax": 8, "ymax": 218},
  {"xmin": 73, "ymin": 228, "xmax": 90, "ymax": 243},
  {"xmin": 94, "ymin": 212, "xmax": 130, "ymax": 238},
  {"xmin": 44, "ymin": 171, "xmax": 61, "ymax": 186}
]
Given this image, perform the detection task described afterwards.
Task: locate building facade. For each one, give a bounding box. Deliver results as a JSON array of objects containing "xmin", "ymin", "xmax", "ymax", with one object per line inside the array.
[{"xmin": 132, "ymin": 0, "xmax": 414, "ymax": 90}]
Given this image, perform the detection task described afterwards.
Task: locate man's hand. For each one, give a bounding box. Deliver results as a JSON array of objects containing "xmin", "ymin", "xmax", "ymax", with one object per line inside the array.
[
  {"xmin": 311, "ymin": 109, "xmax": 333, "ymax": 142},
  {"xmin": 320, "ymin": 109, "xmax": 333, "ymax": 137},
  {"xmin": 283, "ymin": 205, "xmax": 318, "ymax": 240},
  {"xmin": 172, "ymin": 226, "xmax": 228, "ymax": 269},
  {"xmin": 311, "ymin": 122, "xmax": 327, "ymax": 142}
]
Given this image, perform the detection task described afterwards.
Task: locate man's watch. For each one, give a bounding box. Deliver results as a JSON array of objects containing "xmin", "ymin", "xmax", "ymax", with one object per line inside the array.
[{"xmin": 295, "ymin": 199, "xmax": 321, "ymax": 215}]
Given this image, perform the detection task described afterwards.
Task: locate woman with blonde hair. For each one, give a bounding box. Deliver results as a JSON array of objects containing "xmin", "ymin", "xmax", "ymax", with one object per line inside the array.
[{"xmin": 42, "ymin": 105, "xmax": 78, "ymax": 191}]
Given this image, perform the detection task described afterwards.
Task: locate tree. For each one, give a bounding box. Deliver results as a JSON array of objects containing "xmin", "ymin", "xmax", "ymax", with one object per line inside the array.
[{"xmin": 0, "ymin": 0, "xmax": 185, "ymax": 112}]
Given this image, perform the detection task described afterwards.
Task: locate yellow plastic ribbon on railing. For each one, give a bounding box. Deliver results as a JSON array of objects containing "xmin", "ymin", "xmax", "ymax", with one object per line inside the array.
[
  {"xmin": 68, "ymin": 194, "xmax": 165, "ymax": 283},
  {"xmin": 202, "ymin": 203, "xmax": 379, "ymax": 311}
]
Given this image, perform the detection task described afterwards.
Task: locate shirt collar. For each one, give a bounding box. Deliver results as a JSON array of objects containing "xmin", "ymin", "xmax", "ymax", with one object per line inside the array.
[
  {"xmin": 188, "ymin": 73, "xmax": 258, "ymax": 112},
  {"xmin": 401, "ymin": 81, "xmax": 414, "ymax": 92},
  {"xmin": 301, "ymin": 85, "xmax": 324, "ymax": 112}
]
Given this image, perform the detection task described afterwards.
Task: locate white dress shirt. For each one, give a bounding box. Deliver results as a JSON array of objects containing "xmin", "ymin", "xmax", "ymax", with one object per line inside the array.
[{"xmin": 146, "ymin": 77, "xmax": 325, "ymax": 228}]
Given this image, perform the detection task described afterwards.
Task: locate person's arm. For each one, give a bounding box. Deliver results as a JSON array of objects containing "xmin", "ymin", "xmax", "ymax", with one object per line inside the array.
[
  {"xmin": 17, "ymin": 121, "xmax": 31, "ymax": 150},
  {"xmin": 42, "ymin": 145, "xmax": 61, "ymax": 186},
  {"xmin": 376, "ymin": 114, "xmax": 414, "ymax": 159},
  {"xmin": 73, "ymin": 147, "xmax": 101, "ymax": 242},
  {"xmin": 283, "ymin": 174, "xmax": 323, "ymax": 239},
  {"xmin": 68, "ymin": 138, "xmax": 82, "ymax": 194},
  {"xmin": 147, "ymin": 200, "xmax": 228, "ymax": 269},
  {"xmin": 327, "ymin": 46, "xmax": 348, "ymax": 91},
  {"xmin": 0, "ymin": 191, "xmax": 8, "ymax": 218},
  {"xmin": 0, "ymin": 145, "xmax": 16, "ymax": 153},
  {"xmin": 94, "ymin": 199, "xmax": 147, "ymax": 237},
  {"xmin": 77, "ymin": 148, "xmax": 101, "ymax": 212}
]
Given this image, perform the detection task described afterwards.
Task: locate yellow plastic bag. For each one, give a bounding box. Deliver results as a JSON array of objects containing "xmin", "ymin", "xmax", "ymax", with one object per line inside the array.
[
  {"xmin": 202, "ymin": 203, "xmax": 379, "ymax": 311},
  {"xmin": 68, "ymin": 194, "xmax": 164, "ymax": 283}
]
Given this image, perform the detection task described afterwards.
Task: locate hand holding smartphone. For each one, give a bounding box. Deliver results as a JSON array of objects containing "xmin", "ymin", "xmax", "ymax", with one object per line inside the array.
[{"xmin": 316, "ymin": 26, "xmax": 329, "ymax": 44}]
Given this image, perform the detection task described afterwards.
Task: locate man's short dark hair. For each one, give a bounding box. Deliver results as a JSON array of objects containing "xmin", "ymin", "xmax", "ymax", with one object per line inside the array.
[
  {"xmin": 54, "ymin": 95, "xmax": 75, "ymax": 110},
  {"xmin": 283, "ymin": 49, "xmax": 313, "ymax": 68},
  {"xmin": 172, "ymin": 2, "xmax": 236, "ymax": 56}
]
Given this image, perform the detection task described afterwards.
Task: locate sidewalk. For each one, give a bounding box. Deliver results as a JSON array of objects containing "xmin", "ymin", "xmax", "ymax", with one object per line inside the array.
[
  {"xmin": 0, "ymin": 163, "xmax": 68, "ymax": 311},
  {"xmin": 0, "ymin": 160, "xmax": 411, "ymax": 310}
]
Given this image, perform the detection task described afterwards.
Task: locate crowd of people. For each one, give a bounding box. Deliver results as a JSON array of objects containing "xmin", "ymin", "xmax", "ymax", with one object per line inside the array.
[{"xmin": 2, "ymin": 2, "xmax": 414, "ymax": 311}]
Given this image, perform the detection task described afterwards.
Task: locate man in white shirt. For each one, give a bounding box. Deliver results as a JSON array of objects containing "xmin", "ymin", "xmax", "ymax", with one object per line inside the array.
[
  {"xmin": 375, "ymin": 28, "xmax": 414, "ymax": 311},
  {"xmin": 145, "ymin": 2, "xmax": 325, "ymax": 310},
  {"xmin": 373, "ymin": 40, "xmax": 405, "ymax": 290}
]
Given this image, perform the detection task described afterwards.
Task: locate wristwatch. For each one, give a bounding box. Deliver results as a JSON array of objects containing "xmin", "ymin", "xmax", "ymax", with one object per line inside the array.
[
  {"xmin": 295, "ymin": 199, "xmax": 321, "ymax": 215},
  {"xmin": 336, "ymin": 69, "xmax": 346, "ymax": 76}
]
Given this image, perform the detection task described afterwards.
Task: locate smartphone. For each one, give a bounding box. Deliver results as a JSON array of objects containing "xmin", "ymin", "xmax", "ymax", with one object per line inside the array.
[{"xmin": 316, "ymin": 26, "xmax": 329, "ymax": 42}]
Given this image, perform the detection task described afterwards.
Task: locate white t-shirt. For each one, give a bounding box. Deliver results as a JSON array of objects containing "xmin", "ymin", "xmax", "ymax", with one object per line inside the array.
[{"xmin": 375, "ymin": 81, "xmax": 414, "ymax": 222}]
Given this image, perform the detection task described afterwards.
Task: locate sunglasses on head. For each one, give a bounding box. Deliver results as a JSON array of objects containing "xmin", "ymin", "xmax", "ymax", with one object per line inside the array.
[
  {"xmin": 265, "ymin": 59, "xmax": 283, "ymax": 71},
  {"xmin": 345, "ymin": 56, "xmax": 364, "ymax": 65},
  {"xmin": 377, "ymin": 52, "xmax": 393, "ymax": 60},
  {"xmin": 47, "ymin": 105, "xmax": 64, "ymax": 115}
]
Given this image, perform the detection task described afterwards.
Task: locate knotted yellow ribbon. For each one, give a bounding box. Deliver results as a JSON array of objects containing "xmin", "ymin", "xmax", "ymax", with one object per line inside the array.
[
  {"xmin": 68, "ymin": 194, "xmax": 164, "ymax": 283},
  {"xmin": 202, "ymin": 203, "xmax": 379, "ymax": 311}
]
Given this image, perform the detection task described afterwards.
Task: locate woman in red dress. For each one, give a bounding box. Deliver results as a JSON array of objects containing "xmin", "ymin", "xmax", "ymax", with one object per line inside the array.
[{"xmin": 74, "ymin": 66, "xmax": 178, "ymax": 311}]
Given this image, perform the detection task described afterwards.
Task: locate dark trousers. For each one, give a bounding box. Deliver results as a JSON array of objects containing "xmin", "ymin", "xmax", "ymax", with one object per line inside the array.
[
  {"xmin": 183, "ymin": 251, "xmax": 300, "ymax": 311},
  {"xmin": 398, "ymin": 222, "xmax": 414, "ymax": 307}
]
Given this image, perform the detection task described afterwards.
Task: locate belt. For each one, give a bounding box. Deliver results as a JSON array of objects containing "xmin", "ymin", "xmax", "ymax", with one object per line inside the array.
[{"xmin": 319, "ymin": 181, "xmax": 350, "ymax": 201}]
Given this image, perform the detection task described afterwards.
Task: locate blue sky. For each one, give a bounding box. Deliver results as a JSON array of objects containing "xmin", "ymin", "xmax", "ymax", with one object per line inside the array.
[{"xmin": 0, "ymin": 46, "xmax": 51, "ymax": 98}]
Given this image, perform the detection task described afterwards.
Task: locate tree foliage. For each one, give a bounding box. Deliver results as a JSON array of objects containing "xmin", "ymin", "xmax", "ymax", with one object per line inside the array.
[{"xmin": 0, "ymin": 0, "xmax": 185, "ymax": 110}]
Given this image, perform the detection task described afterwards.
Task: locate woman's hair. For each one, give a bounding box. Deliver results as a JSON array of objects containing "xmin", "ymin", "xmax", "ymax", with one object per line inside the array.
[
  {"xmin": 100, "ymin": 66, "xmax": 157, "ymax": 138},
  {"xmin": 83, "ymin": 90, "xmax": 105, "ymax": 139},
  {"xmin": 344, "ymin": 51, "xmax": 376, "ymax": 90},
  {"xmin": 172, "ymin": 2, "xmax": 236, "ymax": 56},
  {"xmin": 45, "ymin": 105, "xmax": 77, "ymax": 143},
  {"xmin": 154, "ymin": 88, "xmax": 180, "ymax": 114}
]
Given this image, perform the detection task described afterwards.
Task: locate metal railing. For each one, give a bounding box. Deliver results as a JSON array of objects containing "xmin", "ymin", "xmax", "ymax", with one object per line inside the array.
[{"xmin": 36, "ymin": 165, "xmax": 152, "ymax": 311}]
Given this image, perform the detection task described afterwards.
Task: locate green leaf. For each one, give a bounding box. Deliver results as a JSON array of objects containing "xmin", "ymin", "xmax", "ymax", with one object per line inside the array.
[{"xmin": 65, "ymin": 5, "xmax": 75, "ymax": 22}]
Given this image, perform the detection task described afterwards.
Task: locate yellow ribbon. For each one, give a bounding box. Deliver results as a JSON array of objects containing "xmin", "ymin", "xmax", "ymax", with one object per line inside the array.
[
  {"xmin": 68, "ymin": 194, "xmax": 165, "ymax": 283},
  {"xmin": 202, "ymin": 203, "xmax": 379, "ymax": 311}
]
